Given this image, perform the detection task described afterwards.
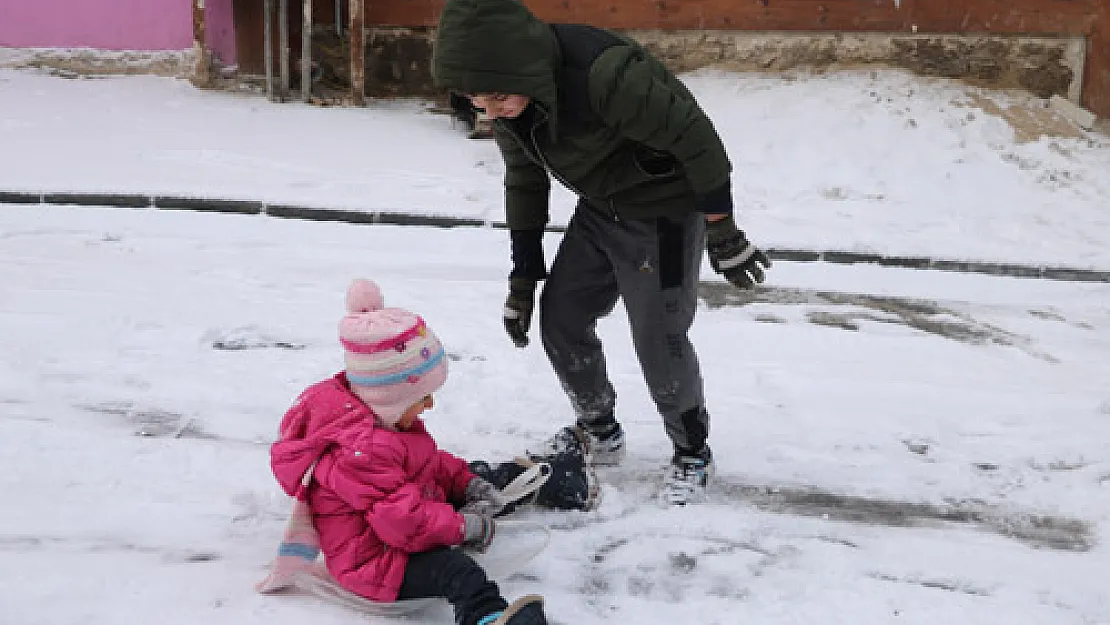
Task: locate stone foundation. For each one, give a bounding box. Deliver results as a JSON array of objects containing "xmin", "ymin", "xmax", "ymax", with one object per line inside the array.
[
  {"xmin": 631, "ymin": 32, "xmax": 1086, "ymax": 102},
  {"xmin": 0, "ymin": 48, "xmax": 198, "ymax": 78}
]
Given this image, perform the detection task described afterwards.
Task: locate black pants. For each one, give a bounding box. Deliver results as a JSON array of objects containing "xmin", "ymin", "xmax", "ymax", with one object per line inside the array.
[
  {"xmin": 397, "ymin": 547, "xmax": 507, "ymax": 625},
  {"xmin": 539, "ymin": 205, "xmax": 709, "ymax": 455}
]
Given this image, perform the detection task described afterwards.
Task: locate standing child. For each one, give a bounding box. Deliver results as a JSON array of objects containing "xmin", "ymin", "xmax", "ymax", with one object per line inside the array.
[{"xmin": 257, "ymin": 279, "xmax": 557, "ymax": 625}]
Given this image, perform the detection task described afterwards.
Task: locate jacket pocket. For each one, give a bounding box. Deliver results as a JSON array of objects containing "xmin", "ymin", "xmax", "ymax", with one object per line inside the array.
[{"xmin": 633, "ymin": 145, "xmax": 678, "ymax": 178}]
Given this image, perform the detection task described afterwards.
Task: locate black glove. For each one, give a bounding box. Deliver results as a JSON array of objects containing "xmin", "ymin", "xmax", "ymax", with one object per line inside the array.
[
  {"xmin": 706, "ymin": 215, "xmax": 771, "ymax": 289},
  {"xmin": 503, "ymin": 278, "xmax": 537, "ymax": 348},
  {"xmin": 461, "ymin": 513, "xmax": 496, "ymax": 552}
]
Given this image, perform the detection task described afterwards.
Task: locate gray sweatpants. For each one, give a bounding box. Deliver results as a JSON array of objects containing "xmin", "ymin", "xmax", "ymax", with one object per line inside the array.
[{"xmin": 538, "ymin": 204, "xmax": 709, "ymax": 455}]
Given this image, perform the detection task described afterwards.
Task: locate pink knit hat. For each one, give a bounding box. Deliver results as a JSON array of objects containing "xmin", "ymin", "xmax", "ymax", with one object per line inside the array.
[{"xmin": 339, "ymin": 279, "xmax": 448, "ymax": 427}]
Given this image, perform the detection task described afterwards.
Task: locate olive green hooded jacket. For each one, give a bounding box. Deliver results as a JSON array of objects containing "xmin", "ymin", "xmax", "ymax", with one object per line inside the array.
[{"xmin": 432, "ymin": 0, "xmax": 735, "ymax": 233}]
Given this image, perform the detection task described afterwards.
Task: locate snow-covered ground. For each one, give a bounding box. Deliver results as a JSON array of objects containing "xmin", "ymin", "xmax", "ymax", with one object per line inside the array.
[
  {"xmin": 1, "ymin": 67, "xmax": 1109, "ymax": 267},
  {"xmin": 1, "ymin": 67, "xmax": 1109, "ymax": 625},
  {"xmin": 2, "ymin": 205, "xmax": 1109, "ymax": 625}
]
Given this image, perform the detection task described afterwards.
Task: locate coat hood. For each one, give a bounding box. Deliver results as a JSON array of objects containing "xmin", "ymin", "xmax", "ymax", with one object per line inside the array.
[
  {"xmin": 271, "ymin": 435, "xmax": 334, "ymax": 499},
  {"xmin": 270, "ymin": 378, "xmax": 370, "ymax": 499},
  {"xmin": 432, "ymin": 0, "xmax": 559, "ymax": 115}
]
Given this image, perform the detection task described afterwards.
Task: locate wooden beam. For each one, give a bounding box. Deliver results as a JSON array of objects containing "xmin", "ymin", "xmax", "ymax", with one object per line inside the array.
[
  {"xmin": 350, "ymin": 0, "xmax": 366, "ymax": 105},
  {"xmin": 908, "ymin": 0, "xmax": 1099, "ymax": 35},
  {"xmin": 264, "ymin": 0, "xmax": 275, "ymax": 100},
  {"xmin": 1082, "ymin": 6, "xmax": 1110, "ymax": 116},
  {"xmin": 191, "ymin": 0, "xmax": 211, "ymax": 87},
  {"xmin": 302, "ymin": 0, "xmax": 314, "ymax": 102},
  {"xmin": 365, "ymin": 0, "xmax": 910, "ymax": 30},
  {"xmin": 279, "ymin": 0, "xmax": 291, "ymax": 100},
  {"xmin": 362, "ymin": 0, "xmax": 1100, "ymax": 34}
]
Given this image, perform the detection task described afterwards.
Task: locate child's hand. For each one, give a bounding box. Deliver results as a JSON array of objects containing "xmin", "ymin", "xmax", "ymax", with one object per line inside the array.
[
  {"xmin": 462, "ymin": 513, "xmax": 496, "ymax": 552},
  {"xmin": 461, "ymin": 476, "xmax": 511, "ymax": 517}
]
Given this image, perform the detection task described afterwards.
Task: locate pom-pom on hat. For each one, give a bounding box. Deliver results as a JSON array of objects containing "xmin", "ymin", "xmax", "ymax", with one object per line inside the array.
[{"xmin": 338, "ymin": 279, "xmax": 447, "ymax": 427}]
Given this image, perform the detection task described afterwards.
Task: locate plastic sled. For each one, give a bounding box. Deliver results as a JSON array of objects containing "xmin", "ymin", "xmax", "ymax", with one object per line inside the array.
[
  {"xmin": 293, "ymin": 520, "xmax": 551, "ymax": 617},
  {"xmin": 259, "ymin": 463, "xmax": 554, "ymax": 617}
]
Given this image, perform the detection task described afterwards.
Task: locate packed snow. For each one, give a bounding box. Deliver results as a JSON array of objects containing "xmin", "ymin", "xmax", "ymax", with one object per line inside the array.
[{"xmin": 1, "ymin": 66, "xmax": 1109, "ymax": 625}]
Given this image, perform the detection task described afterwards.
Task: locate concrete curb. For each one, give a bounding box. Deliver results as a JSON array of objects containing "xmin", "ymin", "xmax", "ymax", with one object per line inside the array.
[
  {"xmin": 266, "ymin": 204, "xmax": 487, "ymax": 228},
  {"xmin": 4, "ymin": 190, "xmax": 1109, "ymax": 284}
]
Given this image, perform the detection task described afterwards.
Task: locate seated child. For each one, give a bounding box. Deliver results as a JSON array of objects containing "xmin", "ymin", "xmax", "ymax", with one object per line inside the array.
[{"xmin": 257, "ymin": 279, "xmax": 596, "ymax": 625}]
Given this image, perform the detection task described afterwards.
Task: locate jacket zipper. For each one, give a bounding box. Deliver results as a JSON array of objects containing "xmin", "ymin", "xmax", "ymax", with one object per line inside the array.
[{"xmin": 511, "ymin": 106, "xmax": 621, "ymax": 223}]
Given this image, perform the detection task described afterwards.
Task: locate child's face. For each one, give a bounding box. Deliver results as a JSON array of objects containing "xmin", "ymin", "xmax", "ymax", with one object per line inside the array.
[
  {"xmin": 469, "ymin": 93, "xmax": 530, "ymax": 119},
  {"xmin": 396, "ymin": 394, "xmax": 433, "ymax": 431}
]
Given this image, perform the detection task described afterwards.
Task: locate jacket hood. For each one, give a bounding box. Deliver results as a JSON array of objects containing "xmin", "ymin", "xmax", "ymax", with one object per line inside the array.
[
  {"xmin": 432, "ymin": 0, "xmax": 558, "ymax": 114},
  {"xmin": 270, "ymin": 379, "xmax": 370, "ymax": 498},
  {"xmin": 271, "ymin": 436, "xmax": 332, "ymax": 498}
]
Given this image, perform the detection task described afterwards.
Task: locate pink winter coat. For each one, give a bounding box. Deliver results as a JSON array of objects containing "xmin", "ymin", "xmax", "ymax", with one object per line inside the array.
[{"xmin": 270, "ymin": 372, "xmax": 476, "ymax": 601}]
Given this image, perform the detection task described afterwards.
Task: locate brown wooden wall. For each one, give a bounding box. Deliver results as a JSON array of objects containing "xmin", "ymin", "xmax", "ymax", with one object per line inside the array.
[
  {"xmin": 235, "ymin": 0, "xmax": 1109, "ymax": 116},
  {"xmin": 1090, "ymin": 8, "xmax": 1110, "ymax": 118}
]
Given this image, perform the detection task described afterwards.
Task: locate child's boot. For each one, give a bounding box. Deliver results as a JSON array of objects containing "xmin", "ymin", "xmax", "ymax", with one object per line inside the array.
[
  {"xmin": 470, "ymin": 454, "xmax": 599, "ymax": 513},
  {"xmin": 484, "ymin": 595, "xmax": 546, "ymax": 625}
]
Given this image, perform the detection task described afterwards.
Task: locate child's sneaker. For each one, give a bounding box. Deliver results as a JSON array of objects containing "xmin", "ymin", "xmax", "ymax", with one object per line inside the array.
[
  {"xmin": 527, "ymin": 423, "xmax": 626, "ymax": 467},
  {"xmin": 659, "ymin": 451, "xmax": 713, "ymax": 506}
]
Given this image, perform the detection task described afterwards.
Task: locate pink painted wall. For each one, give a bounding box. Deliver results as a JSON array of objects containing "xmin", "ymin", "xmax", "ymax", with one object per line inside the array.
[{"xmin": 0, "ymin": 0, "xmax": 237, "ymax": 64}]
